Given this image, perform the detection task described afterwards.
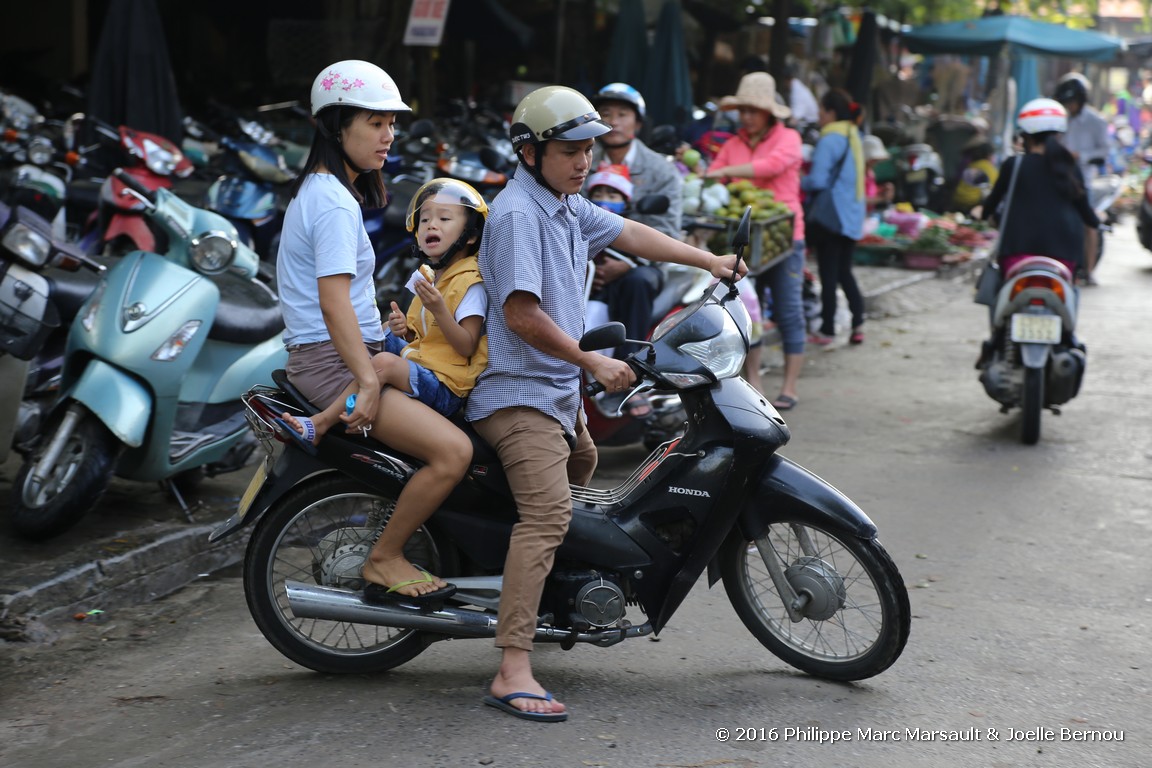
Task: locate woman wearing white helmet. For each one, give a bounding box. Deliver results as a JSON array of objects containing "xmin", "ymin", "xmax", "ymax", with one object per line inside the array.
[
  {"xmin": 274, "ymin": 60, "xmax": 469, "ymax": 606},
  {"xmin": 981, "ymin": 97, "xmax": 1099, "ymax": 279}
]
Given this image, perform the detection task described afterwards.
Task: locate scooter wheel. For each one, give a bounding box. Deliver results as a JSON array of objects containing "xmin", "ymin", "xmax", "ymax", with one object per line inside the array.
[{"xmin": 9, "ymin": 410, "xmax": 120, "ymax": 541}]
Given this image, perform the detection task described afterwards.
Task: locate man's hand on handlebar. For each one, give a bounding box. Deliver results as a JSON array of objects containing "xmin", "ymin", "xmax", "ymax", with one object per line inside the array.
[{"xmin": 587, "ymin": 355, "xmax": 635, "ymax": 395}]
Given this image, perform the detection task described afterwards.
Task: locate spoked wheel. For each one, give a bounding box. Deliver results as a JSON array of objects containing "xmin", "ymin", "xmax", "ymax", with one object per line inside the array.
[
  {"xmin": 243, "ymin": 475, "xmax": 453, "ymax": 674},
  {"xmin": 720, "ymin": 518, "xmax": 910, "ymax": 681},
  {"xmin": 1021, "ymin": 366, "xmax": 1043, "ymax": 445}
]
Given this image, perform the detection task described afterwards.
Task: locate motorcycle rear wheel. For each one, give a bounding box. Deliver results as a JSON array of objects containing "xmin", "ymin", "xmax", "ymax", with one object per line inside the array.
[
  {"xmin": 1021, "ymin": 366, "xmax": 1043, "ymax": 445},
  {"xmin": 720, "ymin": 518, "xmax": 910, "ymax": 681},
  {"xmin": 243, "ymin": 475, "xmax": 453, "ymax": 674},
  {"xmin": 10, "ymin": 409, "xmax": 120, "ymax": 541}
]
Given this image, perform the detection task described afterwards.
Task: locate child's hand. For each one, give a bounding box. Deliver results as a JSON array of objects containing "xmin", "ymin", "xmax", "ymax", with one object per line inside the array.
[
  {"xmin": 387, "ymin": 301, "xmax": 408, "ymax": 336},
  {"xmin": 413, "ymin": 277, "xmax": 448, "ymax": 318}
]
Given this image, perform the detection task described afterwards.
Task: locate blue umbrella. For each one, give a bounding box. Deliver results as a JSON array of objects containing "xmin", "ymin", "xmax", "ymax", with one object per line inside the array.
[
  {"xmin": 642, "ymin": 0, "xmax": 694, "ymax": 127},
  {"xmin": 604, "ymin": 0, "xmax": 649, "ymax": 88}
]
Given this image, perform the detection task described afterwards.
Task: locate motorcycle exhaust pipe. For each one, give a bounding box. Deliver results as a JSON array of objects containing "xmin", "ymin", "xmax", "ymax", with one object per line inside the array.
[
  {"xmin": 284, "ymin": 581, "xmax": 654, "ymax": 645},
  {"xmin": 286, "ymin": 581, "xmax": 497, "ymax": 637}
]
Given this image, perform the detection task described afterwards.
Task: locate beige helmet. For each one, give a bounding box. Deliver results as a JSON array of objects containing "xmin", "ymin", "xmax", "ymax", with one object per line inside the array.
[
  {"xmin": 309, "ymin": 60, "xmax": 410, "ymax": 116},
  {"xmin": 509, "ymin": 86, "xmax": 610, "ymax": 152}
]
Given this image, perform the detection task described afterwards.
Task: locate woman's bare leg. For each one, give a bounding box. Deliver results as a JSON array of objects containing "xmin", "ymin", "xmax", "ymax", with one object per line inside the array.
[{"xmin": 360, "ymin": 388, "xmax": 471, "ymax": 596}]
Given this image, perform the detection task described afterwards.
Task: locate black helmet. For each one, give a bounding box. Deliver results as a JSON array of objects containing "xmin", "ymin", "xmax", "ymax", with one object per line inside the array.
[{"xmin": 1054, "ymin": 76, "xmax": 1088, "ymax": 106}]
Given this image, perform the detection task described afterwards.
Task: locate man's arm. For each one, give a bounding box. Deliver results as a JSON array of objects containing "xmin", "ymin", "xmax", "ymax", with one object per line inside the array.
[
  {"xmin": 503, "ymin": 290, "xmax": 634, "ymax": 389},
  {"xmin": 612, "ymin": 219, "xmax": 745, "ymax": 280}
]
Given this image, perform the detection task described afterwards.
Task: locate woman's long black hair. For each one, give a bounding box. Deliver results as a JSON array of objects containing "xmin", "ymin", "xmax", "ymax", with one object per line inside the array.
[
  {"xmin": 290, "ymin": 106, "xmax": 388, "ymax": 209},
  {"xmin": 1024, "ymin": 131, "xmax": 1085, "ymax": 200}
]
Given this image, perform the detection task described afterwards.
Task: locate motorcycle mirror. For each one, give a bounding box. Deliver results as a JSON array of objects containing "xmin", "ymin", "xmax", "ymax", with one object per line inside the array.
[
  {"xmin": 579, "ymin": 322, "xmax": 627, "ymax": 351},
  {"xmin": 634, "ymin": 194, "xmax": 670, "ymax": 215},
  {"xmin": 727, "ymin": 206, "xmax": 752, "ymax": 289},
  {"xmin": 408, "ymin": 119, "xmax": 436, "ymax": 140}
]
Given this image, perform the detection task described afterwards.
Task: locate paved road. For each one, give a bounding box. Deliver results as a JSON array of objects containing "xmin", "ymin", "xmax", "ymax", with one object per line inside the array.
[{"xmin": 2, "ymin": 226, "xmax": 1150, "ymax": 767}]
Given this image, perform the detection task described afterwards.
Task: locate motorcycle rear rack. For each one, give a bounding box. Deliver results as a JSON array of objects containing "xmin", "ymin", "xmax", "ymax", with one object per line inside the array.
[{"xmin": 241, "ymin": 384, "xmax": 301, "ymax": 454}]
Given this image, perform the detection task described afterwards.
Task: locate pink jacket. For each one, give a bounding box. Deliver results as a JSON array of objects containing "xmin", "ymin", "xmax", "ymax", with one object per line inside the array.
[{"xmin": 711, "ymin": 123, "xmax": 805, "ymax": 242}]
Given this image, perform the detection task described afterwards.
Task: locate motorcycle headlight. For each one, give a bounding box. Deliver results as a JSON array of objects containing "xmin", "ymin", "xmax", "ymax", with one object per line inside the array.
[
  {"xmin": 189, "ymin": 231, "xmax": 237, "ymax": 274},
  {"xmin": 26, "ymin": 136, "xmax": 54, "ymax": 166},
  {"xmin": 142, "ymin": 137, "xmax": 178, "ymax": 176},
  {"xmin": 679, "ymin": 307, "xmax": 747, "ymax": 380},
  {"xmin": 1, "ymin": 221, "xmax": 51, "ymax": 267}
]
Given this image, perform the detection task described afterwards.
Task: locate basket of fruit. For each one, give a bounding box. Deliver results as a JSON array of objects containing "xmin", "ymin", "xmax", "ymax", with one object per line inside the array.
[{"xmin": 693, "ymin": 181, "xmax": 795, "ymax": 274}]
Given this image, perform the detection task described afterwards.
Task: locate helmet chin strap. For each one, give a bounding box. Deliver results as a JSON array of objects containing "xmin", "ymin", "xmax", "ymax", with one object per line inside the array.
[{"xmin": 519, "ymin": 144, "xmax": 565, "ymax": 197}]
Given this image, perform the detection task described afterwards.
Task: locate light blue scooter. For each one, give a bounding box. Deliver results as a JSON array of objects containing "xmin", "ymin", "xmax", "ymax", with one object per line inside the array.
[{"xmin": 10, "ymin": 169, "xmax": 287, "ymax": 540}]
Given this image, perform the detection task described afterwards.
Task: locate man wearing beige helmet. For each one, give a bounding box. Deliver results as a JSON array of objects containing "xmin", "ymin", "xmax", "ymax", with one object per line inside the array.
[
  {"xmin": 468, "ymin": 84, "xmax": 746, "ymax": 722},
  {"xmin": 704, "ymin": 71, "xmax": 808, "ymax": 411}
]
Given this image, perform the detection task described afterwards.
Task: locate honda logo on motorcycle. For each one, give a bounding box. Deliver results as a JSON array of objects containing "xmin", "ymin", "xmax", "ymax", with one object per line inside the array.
[{"xmin": 668, "ymin": 486, "xmax": 710, "ymax": 497}]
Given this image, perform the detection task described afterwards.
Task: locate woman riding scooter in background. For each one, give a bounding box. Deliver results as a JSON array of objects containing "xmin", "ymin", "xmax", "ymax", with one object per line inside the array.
[{"xmin": 980, "ymin": 98, "xmax": 1099, "ymax": 290}]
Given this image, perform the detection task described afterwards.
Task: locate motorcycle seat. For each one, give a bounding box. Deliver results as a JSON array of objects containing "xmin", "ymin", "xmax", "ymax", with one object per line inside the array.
[
  {"xmin": 43, "ymin": 263, "xmax": 105, "ymax": 321},
  {"xmin": 1002, "ymin": 255, "xmax": 1074, "ymax": 283},
  {"xmin": 269, "ymin": 368, "xmax": 502, "ymax": 468},
  {"xmin": 208, "ymin": 271, "xmax": 285, "ymax": 344}
]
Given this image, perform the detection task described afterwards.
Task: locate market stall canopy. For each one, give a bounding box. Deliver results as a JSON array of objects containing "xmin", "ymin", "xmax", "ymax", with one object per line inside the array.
[{"xmin": 903, "ymin": 15, "xmax": 1125, "ymax": 62}]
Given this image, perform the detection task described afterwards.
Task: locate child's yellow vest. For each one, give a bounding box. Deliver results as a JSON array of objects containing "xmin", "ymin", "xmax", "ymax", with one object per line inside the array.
[{"xmin": 402, "ymin": 255, "xmax": 488, "ymax": 397}]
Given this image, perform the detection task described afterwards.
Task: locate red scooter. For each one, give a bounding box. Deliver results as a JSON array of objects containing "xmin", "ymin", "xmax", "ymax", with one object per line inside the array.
[{"xmin": 79, "ymin": 118, "xmax": 195, "ymax": 255}]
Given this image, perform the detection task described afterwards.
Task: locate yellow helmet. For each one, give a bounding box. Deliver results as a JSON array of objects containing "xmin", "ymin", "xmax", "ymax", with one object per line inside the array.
[{"xmin": 404, "ymin": 179, "xmax": 488, "ymax": 232}]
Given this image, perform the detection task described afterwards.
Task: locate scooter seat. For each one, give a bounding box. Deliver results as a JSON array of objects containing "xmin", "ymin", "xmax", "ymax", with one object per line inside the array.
[
  {"xmin": 43, "ymin": 262, "xmax": 105, "ymax": 322},
  {"xmin": 1002, "ymin": 255, "xmax": 1074, "ymax": 283},
  {"xmin": 209, "ymin": 271, "xmax": 285, "ymax": 344}
]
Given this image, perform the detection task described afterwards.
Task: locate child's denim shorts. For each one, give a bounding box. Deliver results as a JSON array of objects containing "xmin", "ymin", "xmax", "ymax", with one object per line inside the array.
[{"xmin": 383, "ymin": 333, "xmax": 463, "ymax": 417}]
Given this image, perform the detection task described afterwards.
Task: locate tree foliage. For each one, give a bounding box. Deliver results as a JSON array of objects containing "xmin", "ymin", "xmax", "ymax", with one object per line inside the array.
[{"xmin": 709, "ymin": 0, "xmax": 1108, "ymax": 29}]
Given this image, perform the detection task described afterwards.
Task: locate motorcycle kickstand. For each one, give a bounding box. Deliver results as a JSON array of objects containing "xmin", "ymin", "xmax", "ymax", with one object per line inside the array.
[{"xmin": 161, "ymin": 478, "xmax": 197, "ymax": 522}]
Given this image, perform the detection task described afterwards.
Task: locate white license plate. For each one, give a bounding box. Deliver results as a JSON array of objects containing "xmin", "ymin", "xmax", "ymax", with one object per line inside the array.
[
  {"xmin": 1010, "ymin": 313, "xmax": 1061, "ymax": 344},
  {"xmin": 237, "ymin": 458, "xmax": 270, "ymax": 517}
]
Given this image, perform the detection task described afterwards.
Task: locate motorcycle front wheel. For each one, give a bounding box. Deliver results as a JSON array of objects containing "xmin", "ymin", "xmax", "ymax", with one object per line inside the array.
[
  {"xmin": 243, "ymin": 474, "xmax": 453, "ymax": 674},
  {"xmin": 720, "ymin": 517, "xmax": 911, "ymax": 682},
  {"xmin": 10, "ymin": 408, "xmax": 120, "ymax": 540}
]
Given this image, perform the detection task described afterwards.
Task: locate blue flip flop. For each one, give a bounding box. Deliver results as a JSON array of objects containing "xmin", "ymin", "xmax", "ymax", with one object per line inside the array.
[
  {"xmin": 274, "ymin": 416, "xmax": 318, "ymax": 456},
  {"xmin": 482, "ymin": 691, "xmax": 568, "ymax": 723}
]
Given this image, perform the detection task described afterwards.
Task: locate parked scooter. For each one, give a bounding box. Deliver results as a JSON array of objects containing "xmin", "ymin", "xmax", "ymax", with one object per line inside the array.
[
  {"xmin": 891, "ymin": 142, "xmax": 946, "ymax": 211},
  {"xmin": 977, "ymin": 256, "xmax": 1086, "ymax": 445},
  {"xmin": 212, "ymin": 209, "xmax": 911, "ymax": 681},
  {"xmin": 0, "ymin": 200, "xmax": 104, "ymax": 464},
  {"xmin": 78, "ymin": 117, "xmax": 196, "ymax": 256},
  {"xmin": 9, "ymin": 169, "xmax": 287, "ymax": 540}
]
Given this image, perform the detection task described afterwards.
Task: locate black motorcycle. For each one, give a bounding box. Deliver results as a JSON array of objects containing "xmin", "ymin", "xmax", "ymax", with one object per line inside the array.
[{"xmin": 211, "ymin": 211, "xmax": 910, "ymax": 682}]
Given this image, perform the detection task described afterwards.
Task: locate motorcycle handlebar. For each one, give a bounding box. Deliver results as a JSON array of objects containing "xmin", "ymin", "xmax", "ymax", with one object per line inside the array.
[
  {"xmin": 112, "ymin": 168, "xmax": 157, "ymax": 205},
  {"xmin": 585, "ymin": 381, "xmax": 606, "ymax": 396}
]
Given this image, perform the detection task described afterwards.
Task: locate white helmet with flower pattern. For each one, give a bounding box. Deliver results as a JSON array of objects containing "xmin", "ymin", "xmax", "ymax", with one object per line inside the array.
[{"xmin": 309, "ymin": 60, "xmax": 411, "ymax": 116}]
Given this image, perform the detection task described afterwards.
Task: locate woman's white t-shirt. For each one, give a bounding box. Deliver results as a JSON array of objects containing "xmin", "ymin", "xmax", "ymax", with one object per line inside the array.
[{"xmin": 277, "ymin": 174, "xmax": 383, "ymax": 347}]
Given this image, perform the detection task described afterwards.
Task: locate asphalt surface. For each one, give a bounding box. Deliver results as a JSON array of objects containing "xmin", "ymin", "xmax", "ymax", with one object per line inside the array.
[{"xmin": 0, "ymin": 251, "xmax": 981, "ymax": 638}]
